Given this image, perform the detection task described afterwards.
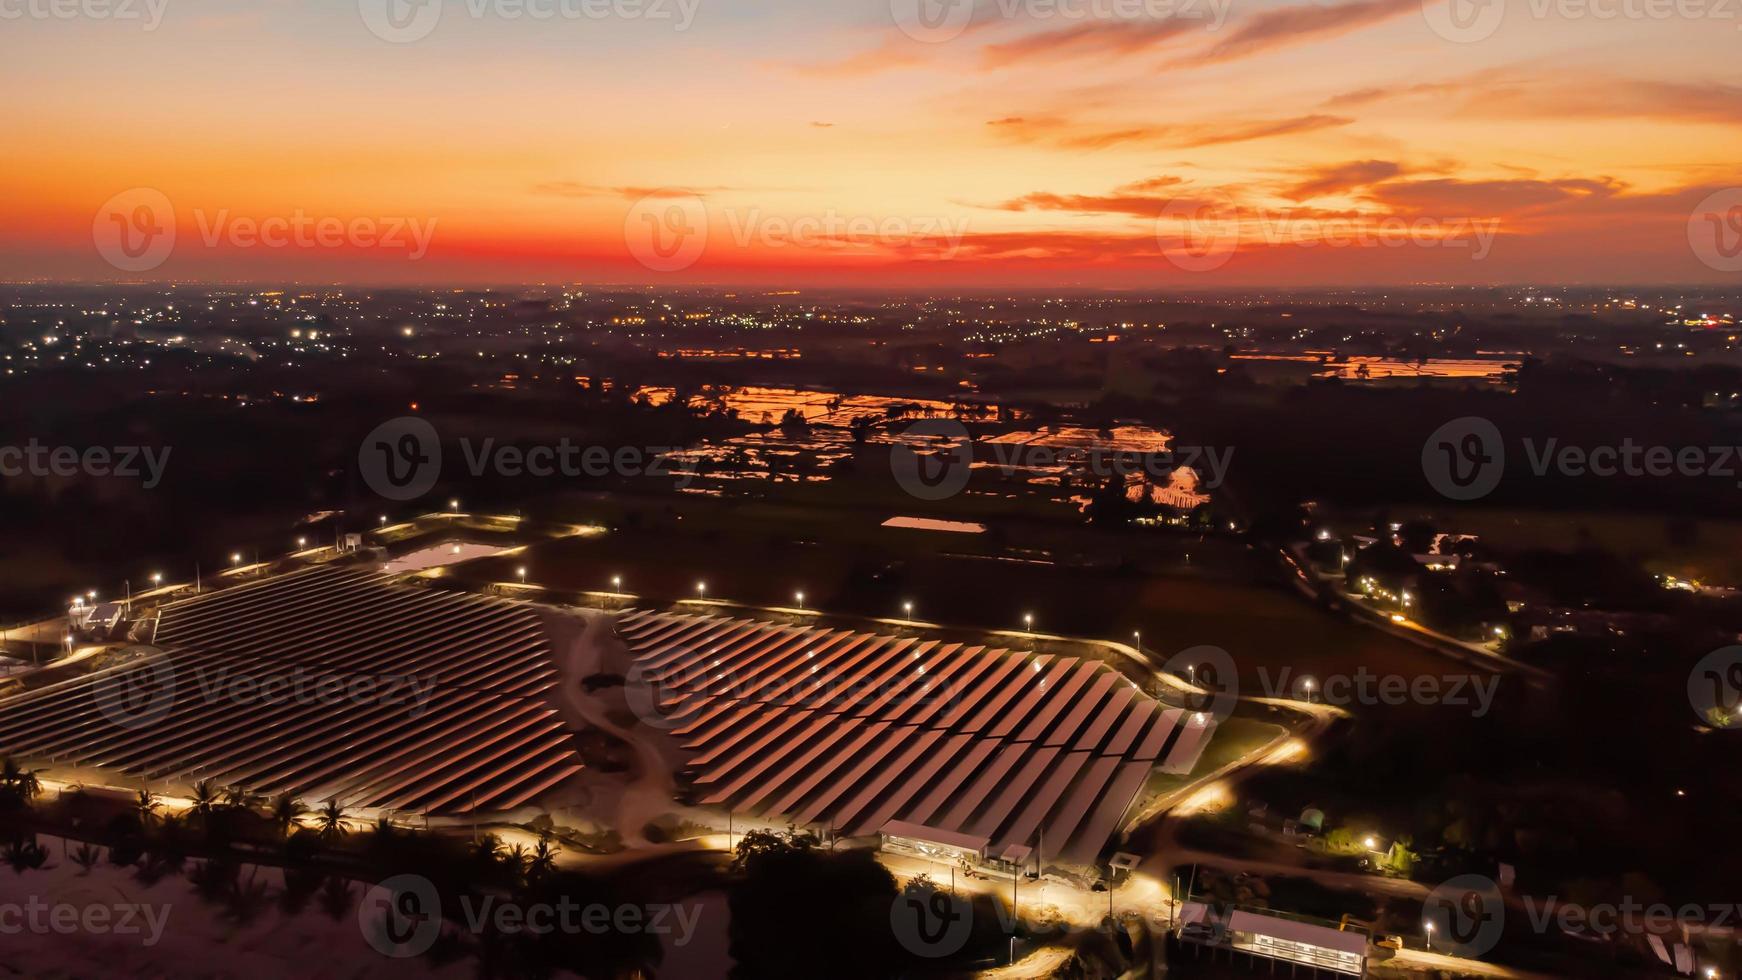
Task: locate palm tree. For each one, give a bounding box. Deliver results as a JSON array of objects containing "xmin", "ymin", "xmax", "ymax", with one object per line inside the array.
[
  {"xmin": 315, "ymin": 799, "xmax": 348, "ymax": 841},
  {"xmin": 71, "ymin": 842, "xmax": 102, "ymax": 874},
  {"xmin": 133, "ymin": 788, "xmax": 161, "ymax": 827},
  {"xmin": 527, "ymin": 831, "xmax": 559, "ymax": 881},
  {"xmin": 504, "ymin": 843, "xmax": 528, "ymax": 879},
  {"xmin": 2, "ymin": 835, "xmax": 47, "ymax": 873},
  {"xmin": 0, "ymin": 757, "xmax": 43, "ymax": 800},
  {"xmin": 189, "ymin": 779, "xmax": 220, "ymax": 820},
  {"xmin": 470, "ymin": 833, "xmax": 503, "ymax": 868},
  {"xmin": 269, "ymin": 794, "xmax": 307, "ymax": 838},
  {"xmin": 222, "ymin": 785, "xmax": 257, "ymax": 811}
]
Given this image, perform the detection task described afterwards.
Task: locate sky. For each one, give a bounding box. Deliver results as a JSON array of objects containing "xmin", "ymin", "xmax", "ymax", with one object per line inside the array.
[{"xmin": 3, "ymin": 0, "xmax": 1741, "ymax": 286}]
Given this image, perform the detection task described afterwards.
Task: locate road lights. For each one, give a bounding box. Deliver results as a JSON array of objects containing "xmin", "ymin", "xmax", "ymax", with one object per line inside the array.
[
  {"xmin": 697, "ymin": 581, "xmax": 707, "ymax": 600},
  {"xmin": 795, "ymin": 590, "xmax": 805, "ymax": 610},
  {"xmin": 516, "ymin": 567, "xmax": 527, "ymax": 583},
  {"xmin": 902, "ymin": 600, "xmax": 914, "ymax": 620}
]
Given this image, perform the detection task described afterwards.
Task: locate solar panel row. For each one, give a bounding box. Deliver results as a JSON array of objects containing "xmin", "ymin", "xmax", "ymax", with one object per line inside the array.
[
  {"xmin": 617, "ymin": 610, "xmax": 1217, "ymax": 868},
  {"xmin": 0, "ymin": 567, "xmax": 582, "ymax": 814}
]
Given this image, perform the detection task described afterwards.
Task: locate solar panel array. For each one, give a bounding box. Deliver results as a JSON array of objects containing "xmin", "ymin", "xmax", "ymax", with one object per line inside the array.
[
  {"xmin": 0, "ymin": 567, "xmax": 581, "ymax": 814},
  {"xmin": 618, "ymin": 610, "xmax": 1217, "ymax": 867}
]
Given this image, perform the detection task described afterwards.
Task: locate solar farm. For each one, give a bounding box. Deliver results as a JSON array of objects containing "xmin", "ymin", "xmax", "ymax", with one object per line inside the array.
[
  {"xmin": 618, "ymin": 610, "xmax": 1217, "ymax": 867},
  {"xmin": 0, "ymin": 567, "xmax": 582, "ymax": 815},
  {"xmin": 0, "ymin": 560, "xmax": 1218, "ymax": 867}
]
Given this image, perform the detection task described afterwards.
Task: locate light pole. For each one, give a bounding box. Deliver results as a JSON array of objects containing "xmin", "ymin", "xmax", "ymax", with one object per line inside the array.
[
  {"xmin": 697, "ymin": 581, "xmax": 707, "ymax": 602},
  {"xmin": 1303, "ymin": 677, "xmax": 1315, "ymax": 703},
  {"xmin": 449, "ymin": 499, "xmax": 460, "ymax": 513},
  {"xmin": 902, "ymin": 600, "xmax": 914, "ymax": 621},
  {"xmin": 795, "ymin": 590, "xmax": 805, "ymax": 611},
  {"xmin": 1425, "ymin": 920, "xmax": 1435, "ymax": 951},
  {"xmin": 516, "ymin": 566, "xmax": 527, "ymax": 584},
  {"xmin": 1023, "ymin": 612, "xmax": 1034, "ymax": 632}
]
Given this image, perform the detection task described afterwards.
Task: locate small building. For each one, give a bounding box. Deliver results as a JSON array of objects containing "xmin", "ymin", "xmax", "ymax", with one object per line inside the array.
[
  {"xmin": 1227, "ymin": 910, "xmax": 1368, "ymax": 977},
  {"xmin": 879, "ymin": 820, "xmax": 989, "ymax": 866}
]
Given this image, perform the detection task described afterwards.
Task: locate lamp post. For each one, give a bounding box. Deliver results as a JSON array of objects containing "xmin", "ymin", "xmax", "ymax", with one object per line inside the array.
[
  {"xmin": 795, "ymin": 590, "xmax": 805, "ymax": 611},
  {"xmin": 516, "ymin": 567, "xmax": 527, "ymax": 584},
  {"xmin": 902, "ymin": 600, "xmax": 914, "ymax": 621},
  {"xmin": 697, "ymin": 581, "xmax": 707, "ymax": 602},
  {"xmin": 1425, "ymin": 920, "xmax": 1435, "ymax": 952}
]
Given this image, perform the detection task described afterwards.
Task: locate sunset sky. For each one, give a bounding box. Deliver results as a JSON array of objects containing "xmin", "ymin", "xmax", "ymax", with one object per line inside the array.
[{"xmin": 4, "ymin": 0, "xmax": 1740, "ymax": 286}]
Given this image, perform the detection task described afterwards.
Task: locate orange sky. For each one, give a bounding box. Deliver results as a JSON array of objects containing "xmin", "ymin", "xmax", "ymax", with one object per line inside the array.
[{"xmin": 3, "ymin": 0, "xmax": 1740, "ymax": 285}]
